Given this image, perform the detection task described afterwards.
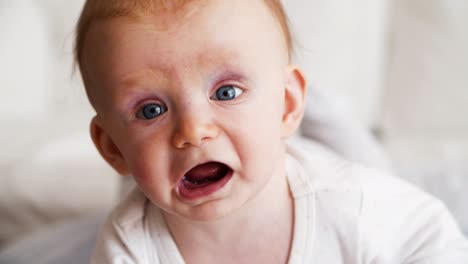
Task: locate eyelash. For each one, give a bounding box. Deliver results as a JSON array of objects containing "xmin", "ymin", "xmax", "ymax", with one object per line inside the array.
[
  {"xmin": 135, "ymin": 84, "xmax": 245, "ymax": 120},
  {"xmin": 136, "ymin": 102, "xmax": 167, "ymax": 120},
  {"xmin": 210, "ymin": 85, "xmax": 244, "ymax": 101}
]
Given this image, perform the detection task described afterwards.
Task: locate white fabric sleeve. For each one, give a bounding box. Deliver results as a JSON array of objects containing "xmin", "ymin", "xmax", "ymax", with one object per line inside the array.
[
  {"xmin": 396, "ymin": 203, "xmax": 468, "ymax": 263},
  {"xmin": 91, "ymin": 220, "xmax": 137, "ymax": 264},
  {"xmin": 358, "ymin": 170, "xmax": 468, "ymax": 263},
  {"xmin": 90, "ymin": 189, "xmax": 151, "ymax": 264}
]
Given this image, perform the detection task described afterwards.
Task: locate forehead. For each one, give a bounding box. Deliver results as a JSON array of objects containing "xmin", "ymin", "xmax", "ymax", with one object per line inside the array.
[{"xmin": 81, "ymin": 0, "xmax": 288, "ymax": 104}]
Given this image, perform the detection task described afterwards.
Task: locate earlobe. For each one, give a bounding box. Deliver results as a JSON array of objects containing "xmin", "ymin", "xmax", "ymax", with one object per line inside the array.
[
  {"xmin": 90, "ymin": 116, "xmax": 130, "ymax": 176},
  {"xmin": 281, "ymin": 65, "xmax": 307, "ymax": 138}
]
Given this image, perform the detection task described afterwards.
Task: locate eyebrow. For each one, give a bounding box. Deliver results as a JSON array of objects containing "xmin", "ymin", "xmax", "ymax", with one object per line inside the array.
[
  {"xmin": 112, "ymin": 70, "xmax": 168, "ymax": 115},
  {"xmin": 210, "ymin": 65, "xmax": 250, "ymax": 87},
  {"xmin": 117, "ymin": 68, "xmax": 167, "ymax": 88}
]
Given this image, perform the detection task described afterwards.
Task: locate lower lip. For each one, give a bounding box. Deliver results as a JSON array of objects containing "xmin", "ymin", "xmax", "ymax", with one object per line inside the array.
[{"xmin": 178, "ymin": 170, "xmax": 233, "ymax": 201}]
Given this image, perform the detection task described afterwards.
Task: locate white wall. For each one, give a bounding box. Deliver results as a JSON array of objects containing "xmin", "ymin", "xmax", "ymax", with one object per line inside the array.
[
  {"xmin": 382, "ymin": 0, "xmax": 468, "ymax": 137},
  {"xmin": 382, "ymin": 0, "xmax": 468, "ymax": 232},
  {"xmin": 0, "ymin": 1, "xmax": 50, "ymax": 121},
  {"xmin": 285, "ymin": 0, "xmax": 389, "ymax": 127},
  {"xmin": 0, "ymin": 0, "xmax": 92, "ymax": 165}
]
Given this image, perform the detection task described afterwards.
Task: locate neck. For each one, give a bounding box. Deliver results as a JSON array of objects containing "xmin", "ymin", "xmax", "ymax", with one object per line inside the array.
[{"xmin": 163, "ymin": 156, "xmax": 294, "ymax": 263}]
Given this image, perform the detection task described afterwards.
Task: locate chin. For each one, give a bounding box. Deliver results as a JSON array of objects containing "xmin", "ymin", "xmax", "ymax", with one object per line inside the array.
[{"xmin": 180, "ymin": 199, "xmax": 240, "ymax": 222}]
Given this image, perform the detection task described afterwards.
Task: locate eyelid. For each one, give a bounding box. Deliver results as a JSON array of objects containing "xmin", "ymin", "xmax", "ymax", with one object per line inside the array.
[
  {"xmin": 211, "ymin": 70, "xmax": 247, "ymax": 90},
  {"xmin": 134, "ymin": 100, "xmax": 168, "ymax": 120},
  {"xmin": 210, "ymin": 84, "xmax": 244, "ymax": 101},
  {"xmin": 126, "ymin": 92, "xmax": 165, "ymax": 113}
]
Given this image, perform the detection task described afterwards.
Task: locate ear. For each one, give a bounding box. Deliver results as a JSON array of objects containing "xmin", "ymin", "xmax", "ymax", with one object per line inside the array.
[
  {"xmin": 281, "ymin": 65, "xmax": 307, "ymax": 138},
  {"xmin": 90, "ymin": 115, "xmax": 130, "ymax": 176}
]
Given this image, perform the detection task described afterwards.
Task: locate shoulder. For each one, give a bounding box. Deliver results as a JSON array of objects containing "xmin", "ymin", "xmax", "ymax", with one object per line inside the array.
[
  {"xmin": 356, "ymin": 164, "xmax": 468, "ymax": 262},
  {"xmin": 91, "ymin": 188, "xmax": 157, "ymax": 263},
  {"xmin": 286, "ymin": 136, "xmax": 449, "ymax": 216},
  {"xmin": 286, "ymin": 137, "xmax": 468, "ymax": 263}
]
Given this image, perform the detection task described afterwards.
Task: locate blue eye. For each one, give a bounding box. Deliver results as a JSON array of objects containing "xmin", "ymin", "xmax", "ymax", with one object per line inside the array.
[
  {"xmin": 138, "ymin": 103, "xmax": 167, "ymax": 120},
  {"xmin": 211, "ymin": 85, "xmax": 243, "ymax": 101}
]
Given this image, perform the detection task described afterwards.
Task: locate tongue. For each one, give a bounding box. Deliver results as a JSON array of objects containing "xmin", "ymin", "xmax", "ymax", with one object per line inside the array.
[
  {"xmin": 185, "ymin": 162, "xmax": 224, "ymax": 181},
  {"xmin": 179, "ymin": 162, "xmax": 233, "ymax": 199}
]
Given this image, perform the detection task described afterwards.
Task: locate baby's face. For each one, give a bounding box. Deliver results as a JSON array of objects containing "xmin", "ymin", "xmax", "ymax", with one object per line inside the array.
[{"xmin": 82, "ymin": 0, "xmax": 303, "ymax": 221}]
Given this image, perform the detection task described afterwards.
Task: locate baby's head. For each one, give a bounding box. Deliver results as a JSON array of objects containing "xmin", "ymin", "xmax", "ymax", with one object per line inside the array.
[{"xmin": 75, "ymin": 0, "xmax": 306, "ymax": 221}]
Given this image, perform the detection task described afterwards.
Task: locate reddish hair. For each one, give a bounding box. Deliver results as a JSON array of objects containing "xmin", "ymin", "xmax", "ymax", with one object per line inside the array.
[{"xmin": 75, "ymin": 0, "xmax": 293, "ymax": 74}]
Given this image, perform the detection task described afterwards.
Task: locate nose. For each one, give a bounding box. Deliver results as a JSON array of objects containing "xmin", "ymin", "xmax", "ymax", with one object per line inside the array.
[{"xmin": 171, "ymin": 111, "xmax": 220, "ymax": 149}]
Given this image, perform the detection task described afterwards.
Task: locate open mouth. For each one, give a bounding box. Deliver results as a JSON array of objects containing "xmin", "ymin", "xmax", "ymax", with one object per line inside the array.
[{"xmin": 178, "ymin": 162, "xmax": 233, "ymax": 200}]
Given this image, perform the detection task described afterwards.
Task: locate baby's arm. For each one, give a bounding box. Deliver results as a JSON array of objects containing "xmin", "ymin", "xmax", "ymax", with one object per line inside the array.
[
  {"xmin": 398, "ymin": 203, "xmax": 468, "ymax": 263},
  {"xmin": 359, "ymin": 172, "xmax": 468, "ymax": 263}
]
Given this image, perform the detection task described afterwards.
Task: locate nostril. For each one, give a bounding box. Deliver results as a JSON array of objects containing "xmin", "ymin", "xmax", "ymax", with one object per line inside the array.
[
  {"xmin": 200, "ymin": 136, "xmax": 210, "ymax": 143},
  {"xmin": 172, "ymin": 122, "xmax": 220, "ymax": 148},
  {"xmin": 173, "ymin": 133, "xmax": 204, "ymax": 149}
]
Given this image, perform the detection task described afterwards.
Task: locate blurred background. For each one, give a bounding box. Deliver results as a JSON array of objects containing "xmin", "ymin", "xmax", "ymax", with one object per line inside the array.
[{"xmin": 1, "ymin": 0, "xmax": 467, "ymax": 253}]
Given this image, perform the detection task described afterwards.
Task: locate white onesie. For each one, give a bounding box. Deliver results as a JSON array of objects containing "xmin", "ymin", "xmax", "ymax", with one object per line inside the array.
[{"xmin": 91, "ymin": 138, "xmax": 468, "ymax": 263}]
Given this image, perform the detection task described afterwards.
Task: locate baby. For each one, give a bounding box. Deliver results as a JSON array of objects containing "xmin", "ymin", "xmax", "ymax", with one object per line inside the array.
[{"xmin": 75, "ymin": 0, "xmax": 468, "ymax": 263}]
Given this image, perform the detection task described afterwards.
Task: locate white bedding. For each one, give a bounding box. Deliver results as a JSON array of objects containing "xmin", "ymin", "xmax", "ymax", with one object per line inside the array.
[{"xmin": 0, "ymin": 214, "xmax": 105, "ymax": 264}]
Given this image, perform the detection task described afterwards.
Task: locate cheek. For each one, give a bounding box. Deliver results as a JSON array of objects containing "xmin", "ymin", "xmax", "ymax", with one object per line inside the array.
[
  {"xmin": 128, "ymin": 146, "xmax": 156, "ymax": 177},
  {"xmin": 245, "ymin": 90, "xmax": 285, "ymax": 165},
  {"xmin": 228, "ymin": 84, "xmax": 285, "ymax": 141},
  {"xmin": 127, "ymin": 142, "xmax": 175, "ymax": 203},
  {"xmin": 120, "ymin": 132, "xmax": 171, "ymax": 182},
  {"xmin": 227, "ymin": 92, "xmax": 285, "ymax": 169},
  {"xmin": 247, "ymin": 90, "xmax": 284, "ymax": 135}
]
